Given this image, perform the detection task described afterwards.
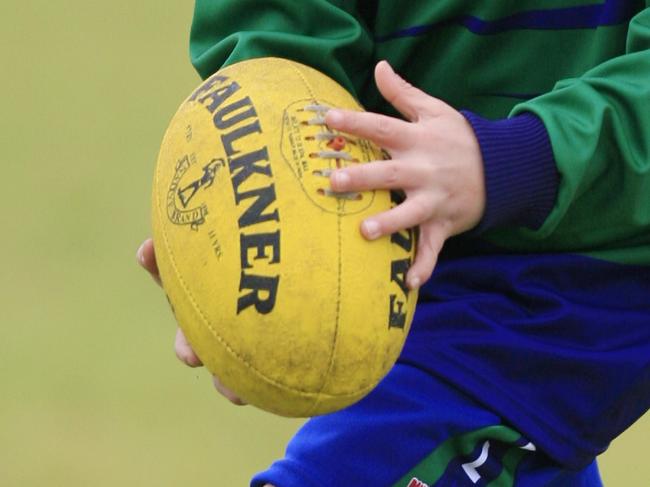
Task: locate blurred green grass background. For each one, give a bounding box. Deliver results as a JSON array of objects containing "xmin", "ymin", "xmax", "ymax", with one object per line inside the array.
[{"xmin": 0, "ymin": 2, "xmax": 647, "ymax": 485}]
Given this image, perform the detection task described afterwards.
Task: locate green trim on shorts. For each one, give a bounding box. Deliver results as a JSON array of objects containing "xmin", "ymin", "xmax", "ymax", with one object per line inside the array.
[{"xmin": 392, "ymin": 425, "xmax": 531, "ymax": 487}]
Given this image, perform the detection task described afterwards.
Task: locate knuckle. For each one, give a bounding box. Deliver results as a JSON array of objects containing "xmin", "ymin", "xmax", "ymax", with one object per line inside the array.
[
  {"xmin": 387, "ymin": 80, "xmax": 412, "ymax": 105},
  {"xmin": 342, "ymin": 111, "xmax": 359, "ymax": 132},
  {"xmin": 338, "ymin": 110, "xmax": 368, "ymax": 135},
  {"xmin": 374, "ymin": 115, "xmax": 394, "ymax": 139},
  {"xmin": 384, "ymin": 162, "xmax": 400, "ymax": 186},
  {"xmin": 356, "ymin": 163, "xmax": 377, "ymax": 188},
  {"xmin": 390, "ymin": 91, "xmax": 408, "ymax": 109},
  {"xmin": 380, "ymin": 211, "xmax": 404, "ymax": 236},
  {"xmin": 411, "ymin": 199, "xmax": 430, "ymax": 222}
]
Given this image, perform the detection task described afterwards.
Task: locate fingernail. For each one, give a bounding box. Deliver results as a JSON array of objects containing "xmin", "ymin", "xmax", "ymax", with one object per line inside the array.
[
  {"xmin": 136, "ymin": 242, "xmax": 145, "ymax": 265},
  {"xmin": 362, "ymin": 220, "xmax": 381, "ymax": 239},
  {"xmin": 380, "ymin": 59, "xmax": 393, "ymax": 72},
  {"xmin": 332, "ymin": 170, "xmax": 350, "ymax": 189},
  {"xmin": 326, "ymin": 109, "xmax": 343, "ymax": 126}
]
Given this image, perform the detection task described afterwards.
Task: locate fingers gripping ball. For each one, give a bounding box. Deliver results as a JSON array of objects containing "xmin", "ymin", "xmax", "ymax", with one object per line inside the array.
[{"xmin": 152, "ymin": 57, "xmax": 417, "ymax": 417}]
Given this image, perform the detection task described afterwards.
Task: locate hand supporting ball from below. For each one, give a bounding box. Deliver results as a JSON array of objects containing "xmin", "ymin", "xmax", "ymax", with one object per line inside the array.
[{"xmin": 138, "ymin": 237, "xmax": 246, "ymax": 405}]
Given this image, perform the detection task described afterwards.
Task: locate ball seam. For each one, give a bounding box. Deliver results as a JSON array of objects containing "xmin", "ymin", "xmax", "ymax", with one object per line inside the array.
[{"xmin": 153, "ymin": 64, "xmax": 373, "ymax": 400}]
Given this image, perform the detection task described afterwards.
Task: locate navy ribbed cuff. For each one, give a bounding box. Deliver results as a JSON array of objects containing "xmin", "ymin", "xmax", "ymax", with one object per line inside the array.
[{"xmin": 461, "ymin": 111, "xmax": 559, "ymax": 233}]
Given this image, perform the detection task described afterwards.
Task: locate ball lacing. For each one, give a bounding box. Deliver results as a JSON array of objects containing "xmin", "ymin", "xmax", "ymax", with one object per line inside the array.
[{"xmin": 303, "ymin": 103, "xmax": 362, "ymax": 201}]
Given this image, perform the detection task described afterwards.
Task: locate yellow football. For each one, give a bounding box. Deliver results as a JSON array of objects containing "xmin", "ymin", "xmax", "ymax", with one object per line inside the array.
[{"xmin": 151, "ymin": 57, "xmax": 417, "ymax": 417}]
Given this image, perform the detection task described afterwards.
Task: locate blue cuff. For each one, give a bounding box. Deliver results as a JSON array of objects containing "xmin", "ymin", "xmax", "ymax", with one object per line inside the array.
[{"xmin": 461, "ymin": 111, "xmax": 559, "ymax": 233}]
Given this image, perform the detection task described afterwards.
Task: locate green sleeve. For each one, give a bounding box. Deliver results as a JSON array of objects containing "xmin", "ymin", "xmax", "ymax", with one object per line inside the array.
[
  {"xmin": 503, "ymin": 6, "xmax": 650, "ymax": 261},
  {"xmin": 189, "ymin": 0, "xmax": 374, "ymax": 100}
]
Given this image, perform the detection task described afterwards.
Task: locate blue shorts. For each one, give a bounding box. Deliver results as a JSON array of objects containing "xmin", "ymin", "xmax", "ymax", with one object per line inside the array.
[
  {"xmin": 248, "ymin": 248, "xmax": 650, "ymax": 486},
  {"xmin": 251, "ymin": 363, "xmax": 602, "ymax": 487}
]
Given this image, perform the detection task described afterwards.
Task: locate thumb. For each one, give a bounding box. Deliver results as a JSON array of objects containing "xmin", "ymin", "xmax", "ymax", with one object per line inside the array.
[{"xmin": 374, "ymin": 60, "xmax": 436, "ymax": 122}]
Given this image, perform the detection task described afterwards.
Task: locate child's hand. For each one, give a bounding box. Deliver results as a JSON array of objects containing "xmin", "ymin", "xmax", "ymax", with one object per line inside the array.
[
  {"xmin": 326, "ymin": 61, "xmax": 486, "ymax": 289},
  {"xmin": 137, "ymin": 238, "xmax": 246, "ymax": 406}
]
